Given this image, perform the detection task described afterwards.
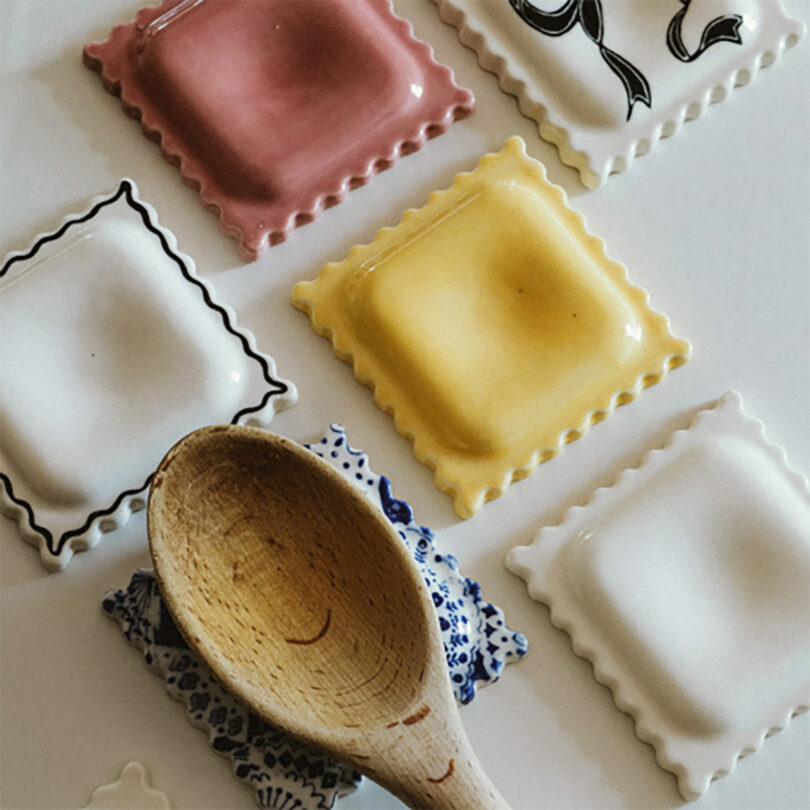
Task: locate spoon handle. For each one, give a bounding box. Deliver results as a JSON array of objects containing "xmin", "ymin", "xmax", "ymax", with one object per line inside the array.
[{"xmin": 371, "ymin": 702, "xmax": 511, "ymax": 810}]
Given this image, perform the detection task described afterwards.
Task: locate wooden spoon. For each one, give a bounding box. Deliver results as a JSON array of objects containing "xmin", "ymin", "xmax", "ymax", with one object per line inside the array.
[{"xmin": 147, "ymin": 425, "xmax": 510, "ymax": 810}]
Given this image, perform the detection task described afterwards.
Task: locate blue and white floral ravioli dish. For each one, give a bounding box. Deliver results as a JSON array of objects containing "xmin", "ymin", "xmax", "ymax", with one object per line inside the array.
[{"xmin": 104, "ymin": 425, "xmax": 528, "ymax": 809}]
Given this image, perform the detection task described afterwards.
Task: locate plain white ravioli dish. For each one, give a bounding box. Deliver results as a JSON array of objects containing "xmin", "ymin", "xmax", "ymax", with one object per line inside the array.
[{"xmin": 506, "ymin": 391, "xmax": 810, "ymax": 800}]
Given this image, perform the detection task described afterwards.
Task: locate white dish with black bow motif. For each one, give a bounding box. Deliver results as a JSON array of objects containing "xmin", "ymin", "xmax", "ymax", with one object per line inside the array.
[
  {"xmin": 0, "ymin": 180, "xmax": 297, "ymax": 571},
  {"xmin": 433, "ymin": 0, "xmax": 805, "ymax": 187}
]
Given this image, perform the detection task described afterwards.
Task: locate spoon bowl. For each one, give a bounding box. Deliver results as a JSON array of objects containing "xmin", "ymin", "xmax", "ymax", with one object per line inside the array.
[{"xmin": 148, "ymin": 425, "xmax": 509, "ymax": 809}]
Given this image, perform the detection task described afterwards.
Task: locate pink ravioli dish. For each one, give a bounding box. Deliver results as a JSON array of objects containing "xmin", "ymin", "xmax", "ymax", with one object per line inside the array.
[{"xmin": 83, "ymin": 0, "xmax": 474, "ymax": 261}]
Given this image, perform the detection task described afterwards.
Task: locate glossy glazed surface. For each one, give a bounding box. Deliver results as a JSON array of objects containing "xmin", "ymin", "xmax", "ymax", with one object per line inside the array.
[
  {"xmin": 137, "ymin": 1, "xmax": 422, "ymax": 197},
  {"xmin": 294, "ymin": 137, "xmax": 690, "ymax": 518},
  {"xmin": 82, "ymin": 762, "xmax": 170, "ymax": 810},
  {"xmin": 354, "ymin": 182, "xmax": 640, "ymax": 454},
  {"xmin": 83, "ymin": 0, "xmax": 474, "ymax": 260},
  {"xmin": 434, "ymin": 0, "xmax": 804, "ymax": 187},
  {"xmin": 0, "ymin": 182, "xmax": 295, "ymax": 570},
  {"xmin": 507, "ymin": 392, "xmax": 810, "ymax": 800}
]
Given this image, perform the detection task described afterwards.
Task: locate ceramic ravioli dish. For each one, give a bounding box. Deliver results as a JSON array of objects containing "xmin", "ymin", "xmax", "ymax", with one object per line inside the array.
[
  {"xmin": 433, "ymin": 0, "xmax": 805, "ymax": 187},
  {"xmin": 293, "ymin": 137, "xmax": 690, "ymax": 518},
  {"xmin": 82, "ymin": 762, "xmax": 170, "ymax": 810},
  {"xmin": 0, "ymin": 180, "xmax": 296, "ymax": 571},
  {"xmin": 506, "ymin": 391, "xmax": 810, "ymax": 800},
  {"xmin": 103, "ymin": 425, "xmax": 528, "ymax": 809},
  {"xmin": 83, "ymin": 0, "xmax": 475, "ymax": 262}
]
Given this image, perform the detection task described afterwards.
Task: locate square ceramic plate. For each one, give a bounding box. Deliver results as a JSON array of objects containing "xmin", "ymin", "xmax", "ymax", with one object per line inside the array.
[
  {"xmin": 83, "ymin": 0, "xmax": 475, "ymax": 261},
  {"xmin": 0, "ymin": 180, "xmax": 297, "ymax": 571},
  {"xmin": 433, "ymin": 0, "xmax": 805, "ymax": 187},
  {"xmin": 506, "ymin": 391, "xmax": 810, "ymax": 799},
  {"xmin": 293, "ymin": 137, "xmax": 690, "ymax": 518}
]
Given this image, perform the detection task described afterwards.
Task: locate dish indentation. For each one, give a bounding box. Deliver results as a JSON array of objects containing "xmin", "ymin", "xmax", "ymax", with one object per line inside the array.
[
  {"xmin": 0, "ymin": 180, "xmax": 296, "ymax": 570},
  {"xmin": 294, "ymin": 138, "xmax": 690, "ymax": 517},
  {"xmin": 84, "ymin": 0, "xmax": 475, "ymax": 260},
  {"xmin": 506, "ymin": 391, "xmax": 810, "ymax": 799}
]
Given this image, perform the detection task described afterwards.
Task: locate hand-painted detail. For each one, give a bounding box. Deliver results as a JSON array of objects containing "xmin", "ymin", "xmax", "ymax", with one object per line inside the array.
[
  {"xmin": 509, "ymin": 0, "xmax": 652, "ymax": 120},
  {"xmin": 285, "ymin": 610, "xmax": 332, "ymax": 645},
  {"xmin": 403, "ymin": 706, "xmax": 431, "ymax": 725},
  {"xmin": 667, "ymin": 0, "xmax": 744, "ymax": 62},
  {"xmin": 510, "ymin": 0, "xmax": 746, "ymax": 119},
  {"xmin": 0, "ymin": 180, "xmax": 292, "ymax": 565}
]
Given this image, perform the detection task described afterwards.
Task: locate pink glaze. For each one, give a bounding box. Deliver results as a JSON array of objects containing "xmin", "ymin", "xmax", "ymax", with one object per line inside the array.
[{"xmin": 84, "ymin": 0, "xmax": 474, "ymax": 261}]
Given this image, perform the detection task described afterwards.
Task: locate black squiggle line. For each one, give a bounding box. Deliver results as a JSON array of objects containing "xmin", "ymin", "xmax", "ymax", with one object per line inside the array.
[
  {"xmin": 58, "ymin": 472, "xmax": 155, "ymax": 551},
  {"xmin": 231, "ymin": 389, "xmax": 280, "ymax": 424},
  {"xmin": 121, "ymin": 182, "xmax": 290, "ymax": 399},
  {"xmin": 0, "ymin": 472, "xmax": 54, "ymax": 545},
  {"xmin": 1, "ymin": 182, "xmax": 128, "ymax": 276},
  {"xmin": 1, "ymin": 179, "xmax": 290, "ymax": 561}
]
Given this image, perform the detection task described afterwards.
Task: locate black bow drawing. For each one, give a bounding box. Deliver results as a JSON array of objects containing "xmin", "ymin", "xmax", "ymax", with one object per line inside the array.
[
  {"xmin": 509, "ymin": 0, "xmax": 652, "ymax": 121},
  {"xmin": 667, "ymin": 0, "xmax": 744, "ymax": 62},
  {"xmin": 510, "ymin": 0, "xmax": 746, "ymax": 121}
]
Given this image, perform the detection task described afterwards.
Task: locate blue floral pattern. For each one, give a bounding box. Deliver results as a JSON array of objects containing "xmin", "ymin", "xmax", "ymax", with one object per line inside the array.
[
  {"xmin": 102, "ymin": 425, "xmax": 528, "ymax": 808},
  {"xmin": 305, "ymin": 425, "xmax": 529, "ymax": 703}
]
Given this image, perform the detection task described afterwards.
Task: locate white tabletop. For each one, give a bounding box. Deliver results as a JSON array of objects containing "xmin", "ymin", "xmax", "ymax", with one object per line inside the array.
[{"xmin": 1, "ymin": 1, "xmax": 808, "ymax": 809}]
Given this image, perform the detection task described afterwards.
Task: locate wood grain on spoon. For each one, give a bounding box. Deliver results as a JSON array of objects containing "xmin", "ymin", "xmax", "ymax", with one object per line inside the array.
[{"xmin": 148, "ymin": 425, "xmax": 510, "ymax": 809}]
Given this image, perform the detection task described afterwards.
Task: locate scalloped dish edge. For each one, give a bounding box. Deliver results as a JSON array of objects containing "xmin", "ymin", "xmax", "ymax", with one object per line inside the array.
[
  {"xmin": 293, "ymin": 136, "xmax": 691, "ymax": 518},
  {"xmin": 0, "ymin": 180, "xmax": 298, "ymax": 571},
  {"xmin": 505, "ymin": 390, "xmax": 810, "ymax": 799},
  {"xmin": 82, "ymin": 0, "xmax": 475, "ymax": 262},
  {"xmin": 432, "ymin": 0, "xmax": 805, "ymax": 188}
]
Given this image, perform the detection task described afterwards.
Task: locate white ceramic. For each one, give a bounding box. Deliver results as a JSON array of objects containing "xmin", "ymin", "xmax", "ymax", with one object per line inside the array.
[
  {"xmin": 81, "ymin": 762, "xmax": 171, "ymax": 810},
  {"xmin": 433, "ymin": 0, "xmax": 805, "ymax": 187},
  {"xmin": 0, "ymin": 180, "xmax": 297, "ymax": 571},
  {"xmin": 506, "ymin": 391, "xmax": 810, "ymax": 800}
]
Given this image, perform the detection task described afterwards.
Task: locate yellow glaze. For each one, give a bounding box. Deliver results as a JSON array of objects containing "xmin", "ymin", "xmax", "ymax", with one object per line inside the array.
[{"xmin": 293, "ymin": 138, "xmax": 691, "ymax": 518}]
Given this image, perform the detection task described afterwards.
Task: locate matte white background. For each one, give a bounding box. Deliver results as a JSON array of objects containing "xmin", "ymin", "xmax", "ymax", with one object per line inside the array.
[{"xmin": 1, "ymin": 1, "xmax": 808, "ymax": 809}]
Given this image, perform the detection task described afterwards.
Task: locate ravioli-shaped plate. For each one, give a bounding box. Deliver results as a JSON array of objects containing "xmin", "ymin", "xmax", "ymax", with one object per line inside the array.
[
  {"xmin": 84, "ymin": 0, "xmax": 474, "ymax": 261},
  {"xmin": 433, "ymin": 0, "xmax": 804, "ymax": 187},
  {"xmin": 293, "ymin": 137, "xmax": 690, "ymax": 518},
  {"xmin": 0, "ymin": 180, "xmax": 296, "ymax": 570},
  {"xmin": 103, "ymin": 425, "xmax": 528, "ymax": 809},
  {"xmin": 507, "ymin": 391, "xmax": 810, "ymax": 799}
]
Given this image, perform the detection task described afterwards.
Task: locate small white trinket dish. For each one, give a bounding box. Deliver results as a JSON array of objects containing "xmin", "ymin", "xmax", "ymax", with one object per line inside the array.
[
  {"xmin": 506, "ymin": 391, "xmax": 810, "ymax": 800},
  {"xmin": 0, "ymin": 180, "xmax": 297, "ymax": 571},
  {"xmin": 81, "ymin": 762, "xmax": 170, "ymax": 810},
  {"xmin": 433, "ymin": 0, "xmax": 805, "ymax": 187}
]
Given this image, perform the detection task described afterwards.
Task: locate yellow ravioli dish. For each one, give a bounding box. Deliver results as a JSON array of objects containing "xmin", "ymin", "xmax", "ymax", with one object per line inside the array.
[{"xmin": 293, "ymin": 138, "xmax": 690, "ymax": 518}]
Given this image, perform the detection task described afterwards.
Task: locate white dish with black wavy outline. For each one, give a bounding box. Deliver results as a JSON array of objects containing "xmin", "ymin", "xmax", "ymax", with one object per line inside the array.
[
  {"xmin": 0, "ymin": 180, "xmax": 297, "ymax": 571},
  {"xmin": 506, "ymin": 391, "xmax": 810, "ymax": 800},
  {"xmin": 433, "ymin": 0, "xmax": 805, "ymax": 187}
]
